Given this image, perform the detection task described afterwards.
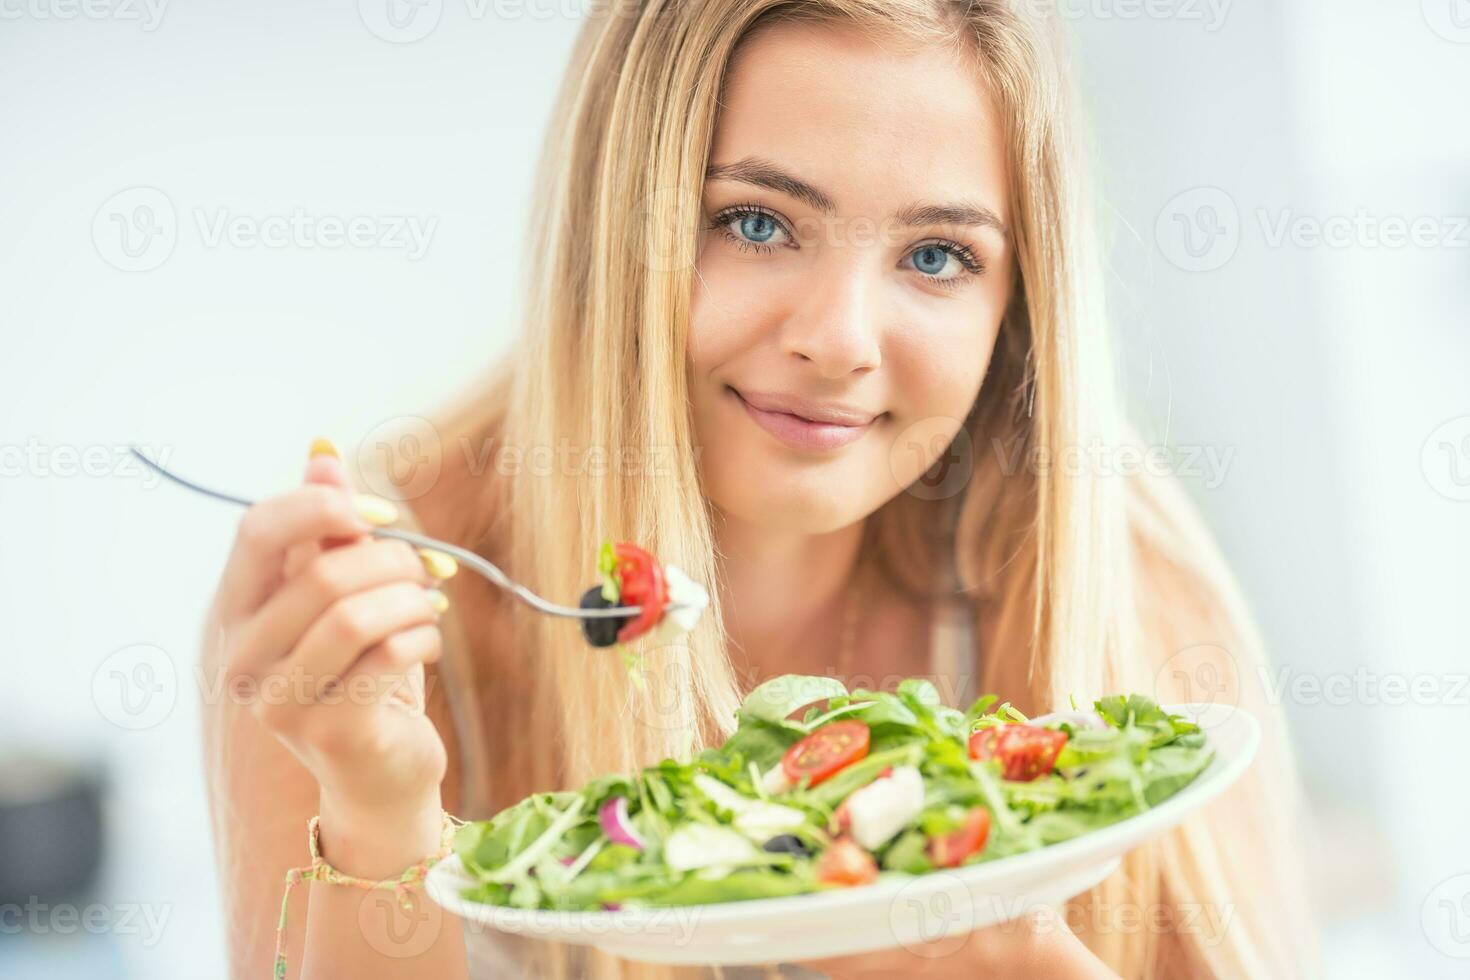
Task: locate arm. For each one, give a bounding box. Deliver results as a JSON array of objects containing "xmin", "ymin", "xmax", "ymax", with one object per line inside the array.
[{"xmin": 202, "ymin": 446, "xmax": 469, "ymax": 980}]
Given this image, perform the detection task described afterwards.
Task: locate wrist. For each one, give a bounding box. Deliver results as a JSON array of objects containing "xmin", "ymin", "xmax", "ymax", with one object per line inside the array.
[{"xmin": 317, "ymin": 790, "xmax": 446, "ymax": 879}]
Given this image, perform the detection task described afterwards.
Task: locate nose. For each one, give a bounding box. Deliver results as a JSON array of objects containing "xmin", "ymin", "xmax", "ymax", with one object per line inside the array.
[{"xmin": 779, "ymin": 253, "xmax": 883, "ymax": 379}]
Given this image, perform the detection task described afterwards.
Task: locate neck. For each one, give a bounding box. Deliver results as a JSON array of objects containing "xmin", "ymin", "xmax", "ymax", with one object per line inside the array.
[{"xmin": 713, "ymin": 512, "xmax": 865, "ymax": 682}]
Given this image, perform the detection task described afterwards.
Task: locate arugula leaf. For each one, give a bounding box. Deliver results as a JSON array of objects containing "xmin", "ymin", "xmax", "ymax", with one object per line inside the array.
[
  {"xmin": 705, "ymin": 718, "xmax": 803, "ymax": 773},
  {"xmin": 740, "ymin": 674, "xmax": 850, "ymax": 725}
]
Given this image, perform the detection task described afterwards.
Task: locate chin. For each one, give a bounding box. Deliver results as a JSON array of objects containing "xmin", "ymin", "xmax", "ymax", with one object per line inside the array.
[{"xmin": 701, "ymin": 445, "xmax": 890, "ymax": 536}]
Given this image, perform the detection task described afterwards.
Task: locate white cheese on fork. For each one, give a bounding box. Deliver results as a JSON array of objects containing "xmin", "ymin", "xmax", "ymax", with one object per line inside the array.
[{"xmin": 650, "ymin": 564, "xmax": 710, "ymax": 641}]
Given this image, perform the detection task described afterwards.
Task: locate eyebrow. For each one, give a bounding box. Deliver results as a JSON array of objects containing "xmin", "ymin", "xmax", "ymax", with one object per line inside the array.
[{"xmin": 704, "ymin": 155, "xmax": 1008, "ymax": 236}]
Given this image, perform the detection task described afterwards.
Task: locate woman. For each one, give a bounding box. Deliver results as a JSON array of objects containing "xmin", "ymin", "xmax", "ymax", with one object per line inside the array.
[{"xmin": 204, "ymin": 1, "xmax": 1318, "ymax": 977}]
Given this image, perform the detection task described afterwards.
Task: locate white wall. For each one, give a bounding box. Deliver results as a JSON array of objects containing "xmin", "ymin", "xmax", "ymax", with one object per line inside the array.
[
  {"xmin": 1, "ymin": 6, "xmax": 582, "ymax": 977},
  {"xmin": 1068, "ymin": 1, "xmax": 1470, "ymax": 975}
]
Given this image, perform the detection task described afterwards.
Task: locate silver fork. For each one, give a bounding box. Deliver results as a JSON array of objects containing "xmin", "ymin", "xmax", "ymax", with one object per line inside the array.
[{"xmin": 128, "ymin": 447, "xmax": 672, "ymax": 621}]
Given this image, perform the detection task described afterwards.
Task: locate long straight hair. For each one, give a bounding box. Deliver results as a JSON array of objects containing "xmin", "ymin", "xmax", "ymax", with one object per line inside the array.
[{"xmin": 414, "ymin": 1, "xmax": 1318, "ymax": 976}]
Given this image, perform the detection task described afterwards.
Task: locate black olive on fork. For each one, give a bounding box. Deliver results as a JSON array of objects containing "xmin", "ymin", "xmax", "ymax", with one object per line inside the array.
[{"xmin": 579, "ymin": 587, "xmax": 631, "ymax": 647}]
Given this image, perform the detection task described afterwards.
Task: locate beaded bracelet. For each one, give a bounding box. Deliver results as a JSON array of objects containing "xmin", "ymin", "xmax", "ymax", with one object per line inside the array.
[{"xmin": 273, "ymin": 810, "xmax": 463, "ymax": 980}]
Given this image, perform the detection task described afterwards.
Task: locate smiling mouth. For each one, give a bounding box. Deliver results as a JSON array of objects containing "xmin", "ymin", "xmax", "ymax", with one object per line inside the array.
[{"xmin": 727, "ymin": 386, "xmax": 883, "ymax": 454}]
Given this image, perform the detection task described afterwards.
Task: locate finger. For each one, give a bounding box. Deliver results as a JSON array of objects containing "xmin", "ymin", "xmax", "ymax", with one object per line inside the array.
[
  {"xmin": 219, "ymin": 485, "xmax": 369, "ymax": 618},
  {"xmin": 286, "ymin": 580, "xmax": 442, "ymax": 689},
  {"xmin": 352, "ymin": 623, "xmax": 443, "ymax": 678},
  {"xmin": 228, "ymin": 538, "xmax": 430, "ymax": 679},
  {"xmin": 284, "ymin": 439, "xmax": 359, "ymax": 578}
]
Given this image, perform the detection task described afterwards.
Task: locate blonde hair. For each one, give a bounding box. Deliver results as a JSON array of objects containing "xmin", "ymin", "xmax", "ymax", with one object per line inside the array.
[{"xmin": 407, "ymin": 1, "xmax": 1319, "ymax": 976}]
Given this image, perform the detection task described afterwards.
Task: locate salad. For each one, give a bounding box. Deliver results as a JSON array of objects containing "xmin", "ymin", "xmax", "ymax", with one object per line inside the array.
[
  {"xmin": 452, "ymin": 674, "xmax": 1212, "ymax": 911},
  {"xmin": 578, "ymin": 541, "xmax": 709, "ymax": 648}
]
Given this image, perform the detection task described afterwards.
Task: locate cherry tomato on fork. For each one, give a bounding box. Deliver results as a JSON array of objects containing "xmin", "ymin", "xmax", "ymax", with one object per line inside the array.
[
  {"xmin": 611, "ymin": 542, "xmax": 669, "ymax": 642},
  {"xmin": 968, "ymin": 724, "xmax": 1068, "ymax": 781},
  {"xmin": 781, "ymin": 720, "xmax": 871, "ymax": 788}
]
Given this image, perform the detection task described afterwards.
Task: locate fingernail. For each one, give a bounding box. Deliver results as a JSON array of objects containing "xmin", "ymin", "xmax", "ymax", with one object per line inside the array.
[
  {"xmin": 354, "ymin": 493, "xmax": 399, "ymax": 526},
  {"xmin": 425, "ymin": 588, "xmax": 450, "ymax": 615},
  {"xmin": 309, "ymin": 437, "xmax": 340, "ymax": 460},
  {"xmin": 418, "ymin": 548, "xmax": 458, "ymax": 580}
]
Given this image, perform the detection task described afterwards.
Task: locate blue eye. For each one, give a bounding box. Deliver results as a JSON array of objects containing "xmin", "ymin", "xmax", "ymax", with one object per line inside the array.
[
  {"xmin": 712, "ymin": 206, "xmax": 792, "ymax": 250},
  {"xmin": 911, "ymin": 245, "xmax": 951, "ymax": 276},
  {"xmin": 740, "ymin": 214, "xmax": 778, "ymax": 243},
  {"xmin": 905, "ymin": 240, "xmax": 983, "ymax": 284}
]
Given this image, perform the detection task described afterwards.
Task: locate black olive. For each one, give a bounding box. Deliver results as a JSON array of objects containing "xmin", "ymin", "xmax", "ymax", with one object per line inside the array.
[
  {"xmin": 761, "ymin": 834, "xmax": 812, "ymax": 857},
  {"xmin": 580, "ymin": 586, "xmax": 630, "ymax": 647}
]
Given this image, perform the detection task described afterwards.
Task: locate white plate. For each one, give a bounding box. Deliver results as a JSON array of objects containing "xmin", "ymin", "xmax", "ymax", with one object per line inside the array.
[{"xmin": 427, "ymin": 702, "xmax": 1257, "ymax": 966}]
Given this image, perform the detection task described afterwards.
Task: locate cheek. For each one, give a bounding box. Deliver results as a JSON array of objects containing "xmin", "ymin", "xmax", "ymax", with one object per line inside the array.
[
  {"xmin": 687, "ymin": 247, "xmax": 782, "ymax": 374},
  {"xmin": 881, "ymin": 310, "xmax": 1001, "ymax": 488},
  {"xmin": 889, "ymin": 311, "xmax": 998, "ymax": 421}
]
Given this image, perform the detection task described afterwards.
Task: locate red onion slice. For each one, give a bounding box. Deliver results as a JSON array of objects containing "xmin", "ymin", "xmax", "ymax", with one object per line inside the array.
[{"xmin": 598, "ymin": 796, "xmax": 646, "ymax": 850}]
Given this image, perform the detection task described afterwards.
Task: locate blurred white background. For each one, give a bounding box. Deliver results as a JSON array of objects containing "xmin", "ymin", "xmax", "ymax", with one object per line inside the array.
[{"xmin": 1, "ymin": 2, "xmax": 1465, "ymax": 977}]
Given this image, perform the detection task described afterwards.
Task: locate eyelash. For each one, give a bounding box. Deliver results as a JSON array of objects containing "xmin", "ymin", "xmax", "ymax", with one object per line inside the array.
[{"xmin": 706, "ymin": 203, "xmax": 986, "ymax": 288}]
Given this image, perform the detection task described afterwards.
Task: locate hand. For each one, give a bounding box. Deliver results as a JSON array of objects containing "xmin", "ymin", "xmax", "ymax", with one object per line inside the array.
[
  {"xmin": 206, "ymin": 441, "xmax": 451, "ymax": 872},
  {"xmin": 804, "ymin": 904, "xmax": 1119, "ymax": 979}
]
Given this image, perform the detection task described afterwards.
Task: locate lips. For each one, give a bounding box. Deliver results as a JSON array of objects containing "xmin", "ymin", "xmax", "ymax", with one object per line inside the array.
[{"xmin": 729, "ymin": 386, "xmax": 881, "ymax": 453}]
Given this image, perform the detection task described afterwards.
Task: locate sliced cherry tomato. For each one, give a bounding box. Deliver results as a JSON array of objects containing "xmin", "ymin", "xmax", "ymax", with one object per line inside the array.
[
  {"xmin": 781, "ymin": 720, "xmax": 871, "ymax": 788},
  {"xmin": 928, "ymin": 807, "xmax": 991, "ymax": 868},
  {"xmin": 816, "ymin": 837, "xmax": 878, "ymax": 887},
  {"xmin": 612, "ymin": 542, "xmax": 668, "ymax": 642},
  {"xmin": 967, "ymin": 724, "xmax": 1068, "ymax": 781}
]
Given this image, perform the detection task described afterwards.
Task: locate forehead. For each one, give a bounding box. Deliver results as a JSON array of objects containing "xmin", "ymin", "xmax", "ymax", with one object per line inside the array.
[{"xmin": 712, "ymin": 21, "xmax": 1009, "ymax": 221}]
